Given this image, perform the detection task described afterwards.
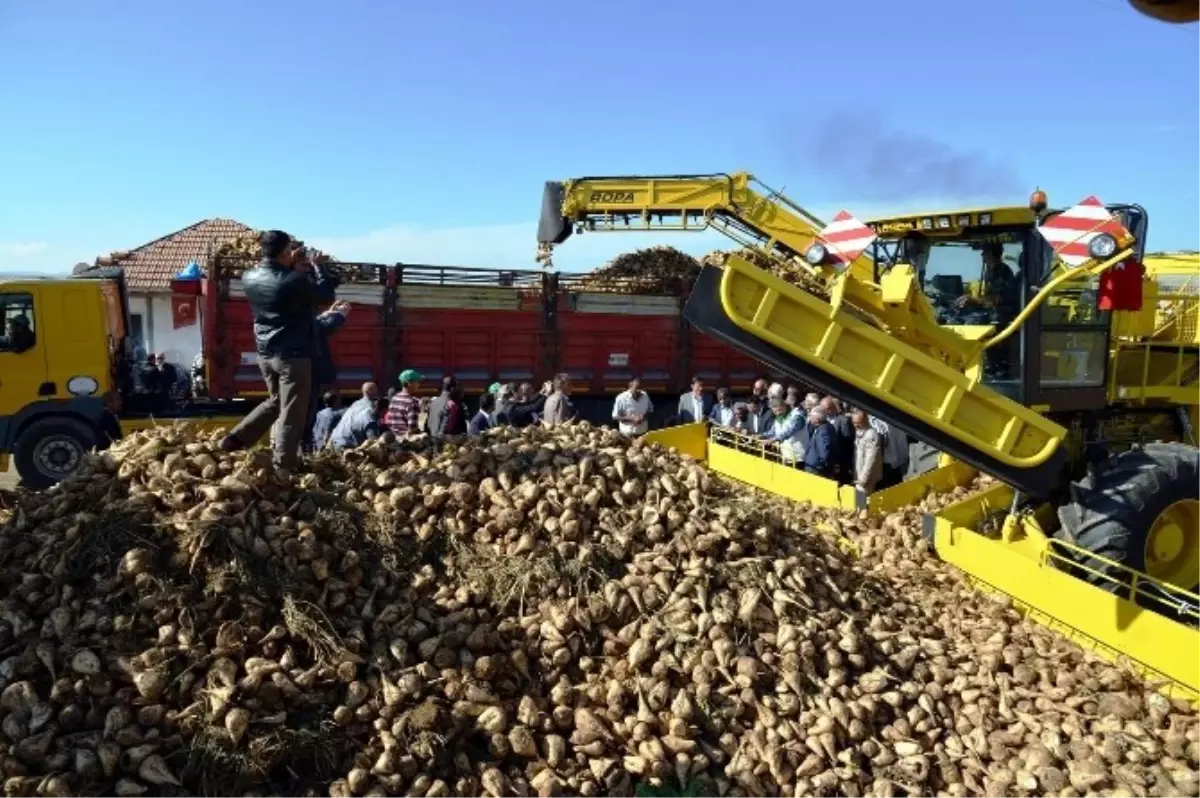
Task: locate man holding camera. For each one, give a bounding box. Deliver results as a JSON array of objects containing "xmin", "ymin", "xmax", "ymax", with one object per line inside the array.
[{"xmin": 220, "ymin": 231, "xmax": 339, "ymax": 470}]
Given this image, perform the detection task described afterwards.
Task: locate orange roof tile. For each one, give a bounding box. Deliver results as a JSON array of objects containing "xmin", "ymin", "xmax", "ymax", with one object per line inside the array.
[{"xmin": 111, "ymin": 218, "xmax": 254, "ymax": 292}]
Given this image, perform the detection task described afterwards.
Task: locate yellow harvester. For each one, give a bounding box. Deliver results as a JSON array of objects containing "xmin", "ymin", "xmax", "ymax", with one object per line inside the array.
[{"xmin": 536, "ymin": 173, "xmax": 1199, "ymax": 699}]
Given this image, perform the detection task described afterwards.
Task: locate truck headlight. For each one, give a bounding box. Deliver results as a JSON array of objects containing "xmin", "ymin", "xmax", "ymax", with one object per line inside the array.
[
  {"xmin": 1088, "ymin": 233, "xmax": 1117, "ymax": 259},
  {"xmin": 804, "ymin": 243, "xmax": 828, "ymax": 265},
  {"xmin": 67, "ymin": 376, "xmax": 99, "ymax": 397}
]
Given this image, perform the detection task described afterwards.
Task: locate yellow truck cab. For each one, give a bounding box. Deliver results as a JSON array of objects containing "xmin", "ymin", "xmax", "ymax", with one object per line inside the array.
[
  {"xmin": 0, "ymin": 269, "xmax": 249, "ymax": 488},
  {"xmin": 0, "ymin": 270, "xmax": 129, "ymax": 486}
]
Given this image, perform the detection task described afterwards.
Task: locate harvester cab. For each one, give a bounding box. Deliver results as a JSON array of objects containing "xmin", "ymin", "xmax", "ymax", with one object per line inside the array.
[
  {"xmin": 537, "ymin": 172, "xmax": 1199, "ymax": 698},
  {"xmin": 860, "ymin": 196, "xmax": 1149, "ymax": 411}
]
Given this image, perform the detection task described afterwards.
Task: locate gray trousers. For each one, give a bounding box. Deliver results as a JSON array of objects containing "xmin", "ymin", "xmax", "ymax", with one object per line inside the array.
[{"xmin": 228, "ymin": 356, "xmax": 313, "ymax": 468}]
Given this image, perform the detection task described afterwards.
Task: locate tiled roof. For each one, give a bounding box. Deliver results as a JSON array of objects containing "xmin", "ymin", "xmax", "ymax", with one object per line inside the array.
[{"xmin": 110, "ymin": 218, "xmax": 254, "ymax": 292}]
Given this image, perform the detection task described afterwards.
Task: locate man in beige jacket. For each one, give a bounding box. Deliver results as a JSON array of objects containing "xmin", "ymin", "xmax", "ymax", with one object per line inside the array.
[
  {"xmin": 851, "ymin": 410, "xmax": 884, "ymax": 494},
  {"xmin": 542, "ymin": 373, "xmax": 576, "ymax": 426}
]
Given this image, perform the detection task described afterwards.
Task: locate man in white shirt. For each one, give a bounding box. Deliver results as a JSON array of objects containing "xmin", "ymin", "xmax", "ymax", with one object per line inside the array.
[{"xmin": 613, "ymin": 377, "xmax": 654, "ymax": 436}]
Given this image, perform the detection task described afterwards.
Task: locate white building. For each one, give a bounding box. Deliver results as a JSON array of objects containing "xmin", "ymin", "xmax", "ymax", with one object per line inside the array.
[{"xmin": 109, "ymin": 219, "xmax": 253, "ymax": 367}]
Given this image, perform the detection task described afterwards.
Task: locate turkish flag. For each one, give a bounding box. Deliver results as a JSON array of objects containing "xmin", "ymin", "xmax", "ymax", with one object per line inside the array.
[
  {"xmin": 171, "ymin": 295, "xmax": 198, "ymax": 328},
  {"xmin": 1097, "ymin": 258, "xmax": 1146, "ymax": 312}
]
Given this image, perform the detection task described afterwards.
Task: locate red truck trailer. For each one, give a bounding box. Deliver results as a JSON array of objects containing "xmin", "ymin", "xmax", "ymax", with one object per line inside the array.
[{"xmin": 185, "ymin": 258, "xmax": 762, "ymax": 423}]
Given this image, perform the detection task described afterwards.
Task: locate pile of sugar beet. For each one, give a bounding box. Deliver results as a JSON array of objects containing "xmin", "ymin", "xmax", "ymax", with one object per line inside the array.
[{"xmin": 0, "ymin": 423, "xmax": 1195, "ymax": 798}]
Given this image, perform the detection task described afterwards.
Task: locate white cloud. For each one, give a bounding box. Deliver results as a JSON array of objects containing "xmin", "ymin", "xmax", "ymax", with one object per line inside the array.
[
  {"xmin": 309, "ymin": 198, "xmax": 966, "ymax": 273},
  {"xmin": 310, "ymin": 222, "xmax": 725, "ymax": 273},
  {"xmin": 0, "ymin": 238, "xmax": 117, "ymax": 277},
  {"xmin": 0, "ymin": 242, "xmax": 48, "ymax": 259}
]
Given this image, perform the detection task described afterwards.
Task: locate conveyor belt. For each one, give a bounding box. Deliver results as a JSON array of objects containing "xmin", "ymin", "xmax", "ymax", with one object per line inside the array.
[{"xmin": 683, "ymin": 265, "xmax": 1067, "ymax": 497}]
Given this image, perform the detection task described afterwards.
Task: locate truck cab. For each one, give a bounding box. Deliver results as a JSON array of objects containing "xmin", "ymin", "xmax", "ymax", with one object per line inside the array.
[{"xmin": 0, "ymin": 271, "xmax": 129, "ymax": 487}]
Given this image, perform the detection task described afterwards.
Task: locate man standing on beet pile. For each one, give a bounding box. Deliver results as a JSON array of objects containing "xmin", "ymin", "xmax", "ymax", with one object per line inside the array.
[{"xmin": 219, "ymin": 230, "xmax": 339, "ymax": 470}]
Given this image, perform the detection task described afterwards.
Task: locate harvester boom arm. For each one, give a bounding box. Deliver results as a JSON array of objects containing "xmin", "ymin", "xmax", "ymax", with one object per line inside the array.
[{"xmin": 536, "ymin": 172, "xmax": 876, "ymax": 283}]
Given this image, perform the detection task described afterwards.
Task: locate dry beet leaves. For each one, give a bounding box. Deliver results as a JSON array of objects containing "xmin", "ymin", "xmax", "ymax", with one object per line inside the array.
[
  {"xmin": 0, "ymin": 424, "xmax": 1196, "ymax": 798},
  {"xmin": 575, "ymin": 245, "xmax": 829, "ymax": 301},
  {"xmin": 211, "ymin": 233, "xmax": 374, "ymax": 284}
]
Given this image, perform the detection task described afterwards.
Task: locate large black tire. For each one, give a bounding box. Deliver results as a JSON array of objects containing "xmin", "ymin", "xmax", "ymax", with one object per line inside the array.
[
  {"xmin": 1056, "ymin": 442, "xmax": 1199, "ymax": 618},
  {"xmin": 13, "ymin": 417, "xmax": 98, "ymax": 490}
]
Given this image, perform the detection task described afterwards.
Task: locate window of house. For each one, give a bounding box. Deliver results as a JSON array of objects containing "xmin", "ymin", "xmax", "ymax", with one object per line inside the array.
[
  {"xmin": 129, "ymin": 312, "xmax": 147, "ymax": 356},
  {"xmin": 0, "ymin": 292, "xmax": 36, "ymax": 354}
]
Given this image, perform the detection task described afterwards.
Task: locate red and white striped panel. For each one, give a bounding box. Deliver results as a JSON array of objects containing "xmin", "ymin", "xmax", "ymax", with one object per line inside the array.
[
  {"xmin": 818, "ymin": 211, "xmax": 876, "ymax": 266},
  {"xmin": 1037, "ymin": 196, "xmax": 1131, "ymax": 267}
]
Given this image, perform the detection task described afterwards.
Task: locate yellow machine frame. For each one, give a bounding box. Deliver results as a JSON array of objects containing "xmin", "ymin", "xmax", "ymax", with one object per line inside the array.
[{"xmin": 930, "ymin": 485, "xmax": 1199, "ymax": 701}]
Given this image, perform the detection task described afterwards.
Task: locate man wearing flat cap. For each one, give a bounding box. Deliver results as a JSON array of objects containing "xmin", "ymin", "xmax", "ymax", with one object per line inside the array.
[{"xmin": 220, "ymin": 230, "xmax": 339, "ymax": 470}]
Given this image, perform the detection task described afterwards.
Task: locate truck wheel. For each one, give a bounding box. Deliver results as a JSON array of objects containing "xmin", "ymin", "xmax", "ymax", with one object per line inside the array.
[
  {"xmin": 1056, "ymin": 442, "xmax": 1199, "ymax": 620},
  {"xmin": 13, "ymin": 417, "xmax": 98, "ymax": 490}
]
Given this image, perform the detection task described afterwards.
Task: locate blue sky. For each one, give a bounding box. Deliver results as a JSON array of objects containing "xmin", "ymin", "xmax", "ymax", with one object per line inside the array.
[{"xmin": 0, "ymin": 0, "xmax": 1196, "ymax": 274}]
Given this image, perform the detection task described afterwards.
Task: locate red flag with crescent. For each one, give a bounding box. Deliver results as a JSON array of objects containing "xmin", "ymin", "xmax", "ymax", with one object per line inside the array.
[{"xmin": 171, "ymin": 295, "xmax": 197, "ymax": 328}]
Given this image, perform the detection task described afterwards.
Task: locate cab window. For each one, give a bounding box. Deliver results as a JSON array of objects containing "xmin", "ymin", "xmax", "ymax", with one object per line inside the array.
[
  {"xmin": 0, "ymin": 293, "xmax": 36, "ymax": 354},
  {"xmin": 1037, "ymin": 274, "xmax": 1110, "ymax": 389},
  {"xmin": 898, "ymin": 233, "xmax": 1026, "ymax": 395}
]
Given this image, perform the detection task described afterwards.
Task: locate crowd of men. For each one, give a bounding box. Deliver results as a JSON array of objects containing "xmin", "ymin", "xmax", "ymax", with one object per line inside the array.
[
  {"xmin": 610, "ymin": 374, "xmax": 909, "ymax": 494},
  {"xmin": 133, "ymin": 351, "xmax": 187, "ymax": 403},
  {"xmin": 656, "ymin": 375, "xmax": 909, "ymax": 495},
  {"xmin": 308, "ymin": 373, "xmax": 577, "ymax": 453},
  {"xmin": 755, "ymin": 384, "xmax": 909, "ymax": 495},
  {"xmin": 220, "ymin": 229, "xmax": 910, "ymax": 495}
]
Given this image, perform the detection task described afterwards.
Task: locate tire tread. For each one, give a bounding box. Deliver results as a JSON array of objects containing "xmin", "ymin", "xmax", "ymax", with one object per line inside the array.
[{"xmin": 1056, "ymin": 443, "xmax": 1199, "ymax": 596}]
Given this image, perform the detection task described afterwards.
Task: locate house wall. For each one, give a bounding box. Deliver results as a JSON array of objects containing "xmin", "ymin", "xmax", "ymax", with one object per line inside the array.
[{"xmin": 128, "ymin": 291, "xmax": 203, "ymax": 367}]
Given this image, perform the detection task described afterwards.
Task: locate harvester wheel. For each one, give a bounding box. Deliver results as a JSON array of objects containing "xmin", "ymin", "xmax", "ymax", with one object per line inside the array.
[{"xmin": 1056, "ymin": 442, "xmax": 1199, "ymax": 620}]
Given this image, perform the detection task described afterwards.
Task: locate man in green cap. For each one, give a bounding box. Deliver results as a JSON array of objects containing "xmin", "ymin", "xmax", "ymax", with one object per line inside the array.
[{"xmin": 384, "ymin": 368, "xmax": 423, "ymax": 436}]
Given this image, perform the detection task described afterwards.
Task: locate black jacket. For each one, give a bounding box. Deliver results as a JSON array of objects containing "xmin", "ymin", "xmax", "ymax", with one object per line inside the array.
[
  {"xmin": 312, "ymin": 311, "xmax": 347, "ymax": 386},
  {"xmin": 243, "ymin": 260, "xmax": 339, "ymax": 360},
  {"xmin": 505, "ymin": 394, "xmax": 546, "ymax": 428},
  {"xmin": 157, "ymin": 362, "xmax": 179, "ymax": 396},
  {"xmin": 829, "ymin": 413, "xmax": 855, "ymax": 478},
  {"xmin": 468, "ymin": 410, "xmax": 492, "ymax": 437}
]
